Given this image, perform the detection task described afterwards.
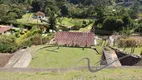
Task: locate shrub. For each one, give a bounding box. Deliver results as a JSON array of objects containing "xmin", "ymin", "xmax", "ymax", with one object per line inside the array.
[
  {"xmin": 42, "ymin": 37, "xmax": 50, "ymax": 44},
  {"xmin": 102, "ymin": 17, "xmax": 123, "ymax": 31},
  {"xmin": 31, "ymin": 34, "xmax": 42, "ymax": 45},
  {"xmin": 46, "ymin": 33, "xmax": 55, "ymax": 40},
  {"xmin": 19, "ymin": 38, "xmax": 32, "ymax": 48},
  {"xmin": 120, "ymin": 27, "xmax": 134, "ymax": 36},
  {"xmin": 118, "ymin": 37, "xmax": 142, "ymax": 47},
  {"xmin": 0, "ymin": 35, "xmax": 19, "ymax": 53},
  {"xmin": 16, "ymin": 25, "xmax": 41, "ymax": 45}
]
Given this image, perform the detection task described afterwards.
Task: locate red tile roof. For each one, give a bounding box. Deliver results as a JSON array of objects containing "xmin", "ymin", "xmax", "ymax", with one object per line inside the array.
[
  {"xmin": 35, "ymin": 11, "xmax": 45, "ymax": 16},
  {"xmin": 0, "ymin": 25, "xmax": 12, "ymax": 33},
  {"xmin": 54, "ymin": 31, "xmax": 95, "ymax": 47}
]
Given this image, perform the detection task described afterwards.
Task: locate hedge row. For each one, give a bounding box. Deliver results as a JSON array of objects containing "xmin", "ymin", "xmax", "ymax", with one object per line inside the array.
[
  {"xmin": 118, "ymin": 37, "xmax": 142, "ymax": 47},
  {"xmin": 0, "ymin": 35, "xmax": 19, "ymax": 53}
]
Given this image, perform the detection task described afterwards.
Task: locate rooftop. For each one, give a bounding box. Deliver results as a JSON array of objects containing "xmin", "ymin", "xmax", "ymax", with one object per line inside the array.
[{"xmin": 0, "ymin": 25, "xmax": 12, "ymax": 33}]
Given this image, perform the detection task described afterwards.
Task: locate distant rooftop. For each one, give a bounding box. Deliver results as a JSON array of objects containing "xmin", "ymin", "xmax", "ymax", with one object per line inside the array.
[
  {"xmin": 35, "ymin": 11, "xmax": 45, "ymax": 16},
  {"xmin": 0, "ymin": 25, "xmax": 12, "ymax": 33}
]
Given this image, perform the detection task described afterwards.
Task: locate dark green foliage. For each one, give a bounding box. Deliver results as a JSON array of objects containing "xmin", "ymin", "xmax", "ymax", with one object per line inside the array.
[
  {"xmin": 49, "ymin": 13, "xmax": 56, "ymax": 30},
  {"xmin": 130, "ymin": 0, "xmax": 140, "ymax": 19},
  {"xmin": 135, "ymin": 20, "xmax": 142, "ymax": 32},
  {"xmin": 122, "ymin": 15, "xmax": 132, "ymax": 27},
  {"xmin": 120, "ymin": 27, "xmax": 134, "ymax": 36},
  {"xmin": 102, "ymin": 17, "xmax": 123, "ymax": 31},
  {"xmin": 31, "ymin": 0, "xmax": 60, "ymax": 15},
  {"xmin": 0, "ymin": 4, "xmax": 25, "ymax": 23},
  {"xmin": 69, "ymin": 0, "xmax": 112, "ymax": 6},
  {"xmin": 19, "ymin": 38, "xmax": 32, "ymax": 48},
  {"xmin": 61, "ymin": 5, "xmax": 69, "ymax": 16},
  {"xmin": 0, "ymin": 35, "xmax": 19, "ymax": 53},
  {"xmin": 68, "ymin": 7, "xmax": 89, "ymax": 18}
]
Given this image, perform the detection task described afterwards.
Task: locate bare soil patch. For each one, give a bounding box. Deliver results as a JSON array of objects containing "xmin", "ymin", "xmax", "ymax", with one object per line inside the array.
[{"xmin": 0, "ymin": 53, "xmax": 13, "ymax": 67}]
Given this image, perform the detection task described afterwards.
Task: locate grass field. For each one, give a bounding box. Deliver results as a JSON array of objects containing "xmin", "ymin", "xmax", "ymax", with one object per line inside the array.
[
  {"xmin": 0, "ymin": 68, "xmax": 142, "ymax": 80},
  {"xmin": 79, "ymin": 23, "xmax": 93, "ymax": 32},
  {"xmin": 29, "ymin": 45, "xmax": 102, "ymax": 69},
  {"xmin": 70, "ymin": 23, "xmax": 93, "ymax": 32},
  {"xmin": 56, "ymin": 17, "xmax": 91, "ymax": 28},
  {"xmin": 56, "ymin": 17, "xmax": 74, "ymax": 27},
  {"xmin": 17, "ymin": 13, "xmax": 46, "ymax": 24}
]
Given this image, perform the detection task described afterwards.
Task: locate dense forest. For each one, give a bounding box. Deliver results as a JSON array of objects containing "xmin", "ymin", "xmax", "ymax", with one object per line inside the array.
[{"xmin": 0, "ymin": 0, "xmax": 142, "ymax": 34}]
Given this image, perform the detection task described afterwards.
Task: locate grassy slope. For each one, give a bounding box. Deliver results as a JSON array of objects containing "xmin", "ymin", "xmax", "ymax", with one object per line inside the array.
[
  {"xmin": 0, "ymin": 68, "xmax": 142, "ymax": 80},
  {"xmin": 29, "ymin": 46, "xmax": 102, "ymax": 69},
  {"xmin": 17, "ymin": 13, "xmax": 45, "ymax": 24},
  {"xmin": 79, "ymin": 23, "xmax": 93, "ymax": 32},
  {"xmin": 56, "ymin": 18, "xmax": 74, "ymax": 27},
  {"xmin": 56, "ymin": 17, "xmax": 91, "ymax": 28},
  {"xmin": 70, "ymin": 23, "xmax": 93, "ymax": 32}
]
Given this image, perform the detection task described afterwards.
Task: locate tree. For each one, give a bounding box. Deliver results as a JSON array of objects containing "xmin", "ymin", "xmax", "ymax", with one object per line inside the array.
[
  {"xmin": 32, "ymin": 0, "xmax": 60, "ymax": 16},
  {"xmin": 25, "ymin": 0, "xmax": 33, "ymax": 5},
  {"xmin": 0, "ymin": 4, "xmax": 15, "ymax": 23},
  {"xmin": 102, "ymin": 17, "xmax": 123, "ymax": 31},
  {"xmin": 49, "ymin": 12, "xmax": 56, "ymax": 31},
  {"xmin": 61, "ymin": 5, "xmax": 69, "ymax": 16},
  {"xmin": 122, "ymin": 14, "xmax": 132, "ymax": 27},
  {"xmin": 130, "ymin": 0, "xmax": 140, "ymax": 19},
  {"xmin": 0, "ymin": 4, "xmax": 25, "ymax": 23},
  {"xmin": 92, "ymin": 0, "xmax": 113, "ymax": 6}
]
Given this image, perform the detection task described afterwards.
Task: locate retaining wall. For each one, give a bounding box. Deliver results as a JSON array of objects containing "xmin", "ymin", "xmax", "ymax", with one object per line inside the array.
[
  {"xmin": 0, "ymin": 54, "xmax": 13, "ymax": 67},
  {"xmin": 4, "ymin": 48, "xmax": 32, "ymax": 68}
]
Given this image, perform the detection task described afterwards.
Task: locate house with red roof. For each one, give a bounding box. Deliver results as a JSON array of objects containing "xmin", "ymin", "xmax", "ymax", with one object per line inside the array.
[
  {"xmin": 0, "ymin": 25, "xmax": 12, "ymax": 35},
  {"xmin": 35, "ymin": 11, "xmax": 45, "ymax": 19}
]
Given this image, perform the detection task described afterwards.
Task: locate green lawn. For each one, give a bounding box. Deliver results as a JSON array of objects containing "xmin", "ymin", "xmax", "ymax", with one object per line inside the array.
[
  {"xmin": 70, "ymin": 23, "xmax": 93, "ymax": 32},
  {"xmin": 29, "ymin": 45, "xmax": 102, "ymax": 69},
  {"xmin": 17, "ymin": 13, "xmax": 46, "ymax": 24},
  {"xmin": 79, "ymin": 23, "xmax": 93, "ymax": 32},
  {"xmin": 56, "ymin": 17, "xmax": 91, "ymax": 28},
  {"xmin": 56, "ymin": 17, "xmax": 74, "ymax": 27},
  {"xmin": 0, "ymin": 68, "xmax": 142, "ymax": 80}
]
